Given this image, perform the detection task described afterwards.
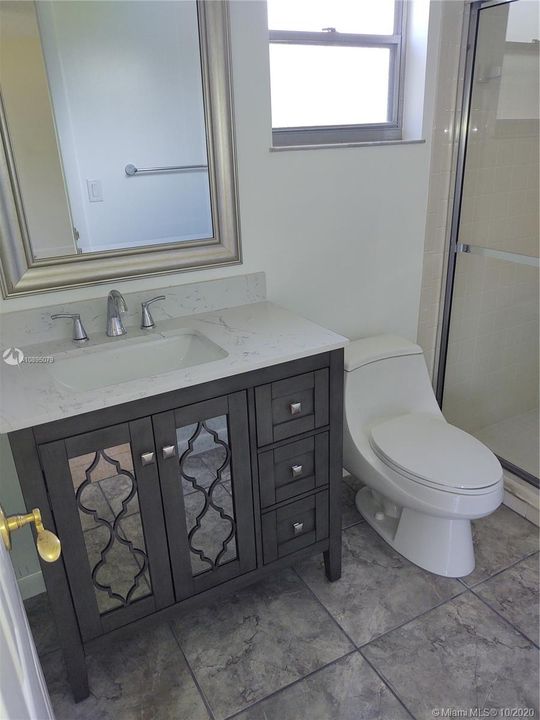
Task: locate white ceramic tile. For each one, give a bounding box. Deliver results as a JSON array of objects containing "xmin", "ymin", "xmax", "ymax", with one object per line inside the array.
[
  {"xmin": 475, "ymin": 410, "xmax": 540, "ymax": 479},
  {"xmin": 503, "ymin": 490, "xmax": 531, "ymax": 518},
  {"xmin": 525, "ymin": 505, "xmax": 540, "ymax": 528}
]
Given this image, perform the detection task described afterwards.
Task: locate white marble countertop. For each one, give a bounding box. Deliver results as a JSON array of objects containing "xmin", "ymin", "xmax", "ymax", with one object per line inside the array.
[{"xmin": 0, "ymin": 301, "xmax": 348, "ymax": 433}]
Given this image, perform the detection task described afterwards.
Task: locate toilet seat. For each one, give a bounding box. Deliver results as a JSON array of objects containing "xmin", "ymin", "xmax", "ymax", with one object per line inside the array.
[{"xmin": 369, "ymin": 413, "xmax": 502, "ymax": 494}]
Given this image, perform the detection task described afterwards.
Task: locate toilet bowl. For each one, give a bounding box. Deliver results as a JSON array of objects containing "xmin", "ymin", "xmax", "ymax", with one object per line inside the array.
[{"xmin": 343, "ymin": 335, "xmax": 503, "ymax": 577}]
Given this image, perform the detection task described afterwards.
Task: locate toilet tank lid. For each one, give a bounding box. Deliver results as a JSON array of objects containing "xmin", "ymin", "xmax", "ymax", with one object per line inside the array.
[{"xmin": 344, "ymin": 335, "xmax": 423, "ymax": 371}]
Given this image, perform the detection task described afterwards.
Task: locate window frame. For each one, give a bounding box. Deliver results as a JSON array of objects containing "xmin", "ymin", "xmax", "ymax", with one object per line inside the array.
[{"xmin": 269, "ymin": 0, "xmax": 407, "ymax": 147}]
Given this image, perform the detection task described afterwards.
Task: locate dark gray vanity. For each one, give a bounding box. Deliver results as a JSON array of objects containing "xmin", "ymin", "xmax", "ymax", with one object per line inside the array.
[{"xmin": 9, "ymin": 349, "xmax": 343, "ymax": 701}]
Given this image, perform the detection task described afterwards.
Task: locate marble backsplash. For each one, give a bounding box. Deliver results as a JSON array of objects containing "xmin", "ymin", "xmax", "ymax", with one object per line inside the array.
[{"xmin": 0, "ymin": 272, "xmax": 266, "ymax": 348}]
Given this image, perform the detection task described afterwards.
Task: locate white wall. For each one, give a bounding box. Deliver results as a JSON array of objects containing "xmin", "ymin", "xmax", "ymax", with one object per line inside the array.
[
  {"xmin": 0, "ymin": 0, "xmax": 440, "ymax": 343},
  {"xmin": 37, "ymin": 0, "xmax": 212, "ymax": 252}
]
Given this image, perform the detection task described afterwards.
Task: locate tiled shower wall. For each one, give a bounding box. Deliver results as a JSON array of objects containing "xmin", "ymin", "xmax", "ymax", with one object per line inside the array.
[{"xmin": 444, "ymin": 255, "xmax": 538, "ymax": 433}]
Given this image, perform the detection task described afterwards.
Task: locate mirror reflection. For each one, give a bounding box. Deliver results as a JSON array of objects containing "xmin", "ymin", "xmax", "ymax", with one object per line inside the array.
[
  {"xmin": 176, "ymin": 415, "xmax": 238, "ymax": 578},
  {"xmin": 68, "ymin": 443, "xmax": 152, "ymax": 615},
  {"xmin": 0, "ymin": 0, "xmax": 212, "ymax": 260}
]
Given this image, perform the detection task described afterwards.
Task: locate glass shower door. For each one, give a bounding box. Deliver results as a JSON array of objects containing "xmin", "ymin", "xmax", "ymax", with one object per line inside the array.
[{"xmin": 440, "ymin": 0, "xmax": 539, "ymax": 485}]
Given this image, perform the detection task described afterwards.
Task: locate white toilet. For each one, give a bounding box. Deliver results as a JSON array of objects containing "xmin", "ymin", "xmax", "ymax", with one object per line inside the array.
[{"xmin": 343, "ymin": 335, "xmax": 503, "ymax": 577}]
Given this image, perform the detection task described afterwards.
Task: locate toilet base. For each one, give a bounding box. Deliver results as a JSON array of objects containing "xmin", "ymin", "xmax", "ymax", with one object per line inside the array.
[{"xmin": 355, "ymin": 486, "xmax": 475, "ymax": 578}]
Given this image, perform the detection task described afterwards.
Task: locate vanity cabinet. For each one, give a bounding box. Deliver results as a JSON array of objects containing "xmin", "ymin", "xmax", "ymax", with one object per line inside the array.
[{"xmin": 9, "ymin": 350, "xmax": 343, "ymax": 702}]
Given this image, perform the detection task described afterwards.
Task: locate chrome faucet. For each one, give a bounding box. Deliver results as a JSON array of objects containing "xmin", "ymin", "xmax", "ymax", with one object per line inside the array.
[
  {"xmin": 106, "ymin": 290, "xmax": 128, "ymax": 337},
  {"xmin": 51, "ymin": 313, "xmax": 89, "ymax": 344}
]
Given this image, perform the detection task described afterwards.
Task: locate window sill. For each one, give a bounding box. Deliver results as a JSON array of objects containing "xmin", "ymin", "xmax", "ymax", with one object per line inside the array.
[{"xmin": 269, "ymin": 138, "xmax": 425, "ymax": 152}]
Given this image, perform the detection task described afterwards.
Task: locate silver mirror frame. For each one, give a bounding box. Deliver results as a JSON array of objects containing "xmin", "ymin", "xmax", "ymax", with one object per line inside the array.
[{"xmin": 0, "ymin": 1, "xmax": 241, "ymax": 297}]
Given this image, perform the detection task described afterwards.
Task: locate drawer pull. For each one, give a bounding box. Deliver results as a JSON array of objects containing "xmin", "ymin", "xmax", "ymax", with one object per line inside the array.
[
  {"xmin": 290, "ymin": 464, "xmax": 303, "ymax": 478},
  {"xmin": 162, "ymin": 445, "xmax": 176, "ymax": 460},
  {"xmin": 289, "ymin": 401, "xmax": 302, "ymax": 416},
  {"xmin": 292, "ymin": 521, "xmax": 304, "ymax": 536},
  {"xmin": 140, "ymin": 451, "xmax": 155, "ymax": 466}
]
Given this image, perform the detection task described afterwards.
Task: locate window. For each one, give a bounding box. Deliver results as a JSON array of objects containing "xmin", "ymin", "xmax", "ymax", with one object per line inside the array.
[{"xmin": 267, "ymin": 0, "xmax": 407, "ymax": 147}]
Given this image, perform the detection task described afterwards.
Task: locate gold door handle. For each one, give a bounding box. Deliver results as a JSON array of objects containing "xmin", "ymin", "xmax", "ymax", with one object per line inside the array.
[{"xmin": 0, "ymin": 504, "xmax": 61, "ymax": 563}]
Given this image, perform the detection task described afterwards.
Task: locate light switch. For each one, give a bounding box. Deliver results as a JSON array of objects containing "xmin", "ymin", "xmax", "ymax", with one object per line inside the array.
[{"xmin": 86, "ymin": 179, "xmax": 103, "ymax": 202}]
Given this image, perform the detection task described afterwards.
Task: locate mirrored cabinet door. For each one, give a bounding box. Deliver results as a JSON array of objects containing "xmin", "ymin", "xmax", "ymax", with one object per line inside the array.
[
  {"xmin": 38, "ymin": 419, "xmax": 173, "ymax": 640},
  {"xmin": 155, "ymin": 392, "xmax": 256, "ymax": 600},
  {"xmin": 177, "ymin": 413, "xmax": 238, "ymax": 577}
]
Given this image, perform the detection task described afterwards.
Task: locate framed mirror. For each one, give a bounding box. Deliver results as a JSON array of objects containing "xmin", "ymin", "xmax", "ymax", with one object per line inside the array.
[{"xmin": 0, "ymin": 0, "xmax": 240, "ymax": 297}]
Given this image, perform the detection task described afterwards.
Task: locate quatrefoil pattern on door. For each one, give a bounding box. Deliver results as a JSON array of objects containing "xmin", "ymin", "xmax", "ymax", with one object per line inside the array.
[
  {"xmin": 72, "ymin": 446, "xmax": 152, "ymax": 613},
  {"xmin": 178, "ymin": 417, "xmax": 238, "ymax": 576}
]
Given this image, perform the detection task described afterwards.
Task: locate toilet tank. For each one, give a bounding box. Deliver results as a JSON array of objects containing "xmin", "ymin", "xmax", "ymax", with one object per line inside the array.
[{"xmin": 344, "ymin": 335, "xmax": 442, "ymax": 434}]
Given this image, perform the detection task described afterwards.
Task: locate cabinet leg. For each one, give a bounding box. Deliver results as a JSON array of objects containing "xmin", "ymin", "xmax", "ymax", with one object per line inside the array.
[
  {"xmin": 41, "ymin": 562, "xmax": 89, "ymax": 701},
  {"xmin": 323, "ymin": 544, "xmax": 341, "ymax": 582},
  {"xmin": 64, "ymin": 644, "xmax": 89, "ymax": 702}
]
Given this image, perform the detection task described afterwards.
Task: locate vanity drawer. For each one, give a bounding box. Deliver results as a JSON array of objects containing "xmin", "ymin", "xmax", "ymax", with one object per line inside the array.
[
  {"xmin": 258, "ymin": 433, "xmax": 328, "ymax": 508},
  {"xmin": 261, "ymin": 492, "xmax": 329, "ymax": 563},
  {"xmin": 255, "ymin": 369, "xmax": 329, "ymax": 446}
]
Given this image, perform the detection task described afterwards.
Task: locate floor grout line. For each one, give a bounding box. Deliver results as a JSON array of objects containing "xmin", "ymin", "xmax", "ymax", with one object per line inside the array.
[
  {"xmin": 292, "ymin": 546, "xmax": 468, "ymax": 655},
  {"xmin": 468, "ymin": 585, "xmax": 540, "ymax": 650},
  {"xmin": 357, "ymin": 646, "xmax": 418, "ymax": 720},
  {"xmin": 355, "ymin": 587, "xmax": 468, "ymax": 650},
  {"xmin": 223, "ymin": 649, "xmax": 358, "ymax": 720},
  {"xmin": 292, "ymin": 565, "xmax": 358, "ymax": 647},
  {"xmin": 165, "ymin": 569, "xmax": 360, "ymax": 720},
  {"xmin": 458, "ymin": 549, "xmax": 540, "ymax": 590},
  {"xmin": 356, "ymin": 582, "xmax": 539, "ymax": 719},
  {"xmin": 168, "ymin": 619, "xmax": 218, "ymax": 720},
  {"xmin": 292, "ymin": 565, "xmax": 418, "ymax": 719}
]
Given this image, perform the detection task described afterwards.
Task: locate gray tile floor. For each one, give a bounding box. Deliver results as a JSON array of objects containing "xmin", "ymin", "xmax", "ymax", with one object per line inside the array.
[{"xmin": 27, "ymin": 476, "xmax": 539, "ymax": 720}]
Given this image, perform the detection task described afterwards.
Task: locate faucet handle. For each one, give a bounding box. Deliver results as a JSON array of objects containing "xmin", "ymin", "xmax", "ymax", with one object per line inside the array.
[
  {"xmin": 51, "ymin": 313, "xmax": 89, "ymax": 344},
  {"xmin": 140, "ymin": 295, "xmax": 165, "ymax": 329}
]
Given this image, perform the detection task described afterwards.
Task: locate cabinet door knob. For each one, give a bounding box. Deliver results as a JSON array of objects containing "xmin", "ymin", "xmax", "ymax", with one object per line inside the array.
[
  {"xmin": 289, "ymin": 401, "xmax": 302, "ymax": 416},
  {"xmin": 162, "ymin": 445, "xmax": 176, "ymax": 460},
  {"xmin": 290, "ymin": 464, "xmax": 303, "ymax": 478},
  {"xmin": 292, "ymin": 521, "xmax": 304, "ymax": 536},
  {"xmin": 140, "ymin": 451, "xmax": 155, "ymax": 466}
]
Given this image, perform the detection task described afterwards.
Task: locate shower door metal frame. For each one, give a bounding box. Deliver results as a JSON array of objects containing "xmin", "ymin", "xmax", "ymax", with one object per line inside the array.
[{"xmin": 435, "ymin": 0, "xmax": 539, "ymax": 488}]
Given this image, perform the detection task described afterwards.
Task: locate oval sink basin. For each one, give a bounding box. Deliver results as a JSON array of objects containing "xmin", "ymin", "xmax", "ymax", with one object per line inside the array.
[{"xmin": 50, "ymin": 330, "xmax": 228, "ymax": 391}]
